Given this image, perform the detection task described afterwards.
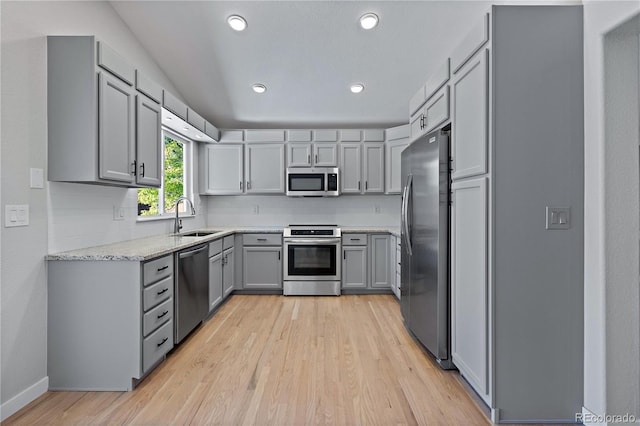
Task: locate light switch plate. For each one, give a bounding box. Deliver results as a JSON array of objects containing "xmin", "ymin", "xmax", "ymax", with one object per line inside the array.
[
  {"xmin": 546, "ymin": 206, "xmax": 571, "ymax": 230},
  {"xmin": 30, "ymin": 168, "xmax": 44, "ymax": 189},
  {"xmin": 5, "ymin": 204, "xmax": 29, "ymax": 227},
  {"xmin": 113, "ymin": 205, "xmax": 125, "ymax": 221}
]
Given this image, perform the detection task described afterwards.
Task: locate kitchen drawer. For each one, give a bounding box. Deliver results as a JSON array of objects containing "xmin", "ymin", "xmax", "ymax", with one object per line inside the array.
[
  {"xmin": 97, "ymin": 41, "xmax": 135, "ymax": 86},
  {"xmin": 209, "ymin": 239, "xmax": 223, "ymax": 257},
  {"xmin": 142, "ymin": 298, "xmax": 172, "ymax": 337},
  {"xmin": 342, "ymin": 234, "xmax": 367, "ymax": 245},
  {"xmin": 223, "ymin": 235, "xmax": 234, "ymax": 250},
  {"xmin": 143, "ymin": 275, "xmax": 173, "ymax": 311},
  {"xmin": 143, "ymin": 255, "xmax": 173, "ymax": 286},
  {"xmin": 142, "ymin": 319, "xmax": 173, "ymax": 373},
  {"xmin": 243, "ymin": 234, "xmax": 282, "ymax": 246}
]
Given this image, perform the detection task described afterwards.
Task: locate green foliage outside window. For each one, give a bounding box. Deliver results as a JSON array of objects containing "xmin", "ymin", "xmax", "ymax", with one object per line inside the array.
[{"xmin": 137, "ymin": 135, "xmax": 185, "ymax": 216}]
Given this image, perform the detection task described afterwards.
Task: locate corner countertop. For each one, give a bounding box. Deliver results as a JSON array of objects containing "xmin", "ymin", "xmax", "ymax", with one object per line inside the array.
[{"xmin": 46, "ymin": 226, "xmax": 400, "ymax": 262}]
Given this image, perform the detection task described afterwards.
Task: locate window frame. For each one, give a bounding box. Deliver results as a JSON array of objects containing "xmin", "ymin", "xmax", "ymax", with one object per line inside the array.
[{"xmin": 136, "ymin": 128, "xmax": 195, "ymax": 221}]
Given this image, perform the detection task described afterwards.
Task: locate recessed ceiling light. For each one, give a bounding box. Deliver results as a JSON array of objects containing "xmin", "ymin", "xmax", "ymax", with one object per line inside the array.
[
  {"xmin": 227, "ymin": 15, "xmax": 247, "ymax": 31},
  {"xmin": 183, "ymin": 126, "xmax": 189, "ymax": 131},
  {"xmin": 252, "ymin": 84, "xmax": 267, "ymax": 94},
  {"xmin": 350, "ymin": 84, "xmax": 365, "ymax": 94},
  {"xmin": 195, "ymin": 134, "xmax": 201, "ymax": 139},
  {"xmin": 359, "ymin": 13, "xmax": 379, "ymax": 30}
]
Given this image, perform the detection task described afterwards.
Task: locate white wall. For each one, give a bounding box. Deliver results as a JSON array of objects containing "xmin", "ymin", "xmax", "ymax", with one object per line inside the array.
[
  {"xmin": 583, "ymin": 0, "xmax": 640, "ymax": 420},
  {"xmin": 206, "ymin": 195, "xmax": 400, "ymax": 228},
  {"xmin": 0, "ymin": 0, "xmax": 206, "ymax": 419}
]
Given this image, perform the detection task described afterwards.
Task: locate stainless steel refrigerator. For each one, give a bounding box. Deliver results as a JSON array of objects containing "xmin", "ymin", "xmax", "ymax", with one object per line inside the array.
[{"xmin": 400, "ymin": 128, "xmax": 453, "ymax": 369}]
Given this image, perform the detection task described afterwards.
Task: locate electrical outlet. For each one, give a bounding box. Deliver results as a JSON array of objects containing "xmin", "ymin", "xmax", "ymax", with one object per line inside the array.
[
  {"xmin": 546, "ymin": 206, "xmax": 570, "ymax": 230},
  {"xmin": 113, "ymin": 205, "xmax": 125, "ymax": 221}
]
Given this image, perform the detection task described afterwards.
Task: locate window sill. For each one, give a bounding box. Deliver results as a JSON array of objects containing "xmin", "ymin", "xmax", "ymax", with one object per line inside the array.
[{"xmin": 136, "ymin": 214, "xmax": 196, "ymax": 223}]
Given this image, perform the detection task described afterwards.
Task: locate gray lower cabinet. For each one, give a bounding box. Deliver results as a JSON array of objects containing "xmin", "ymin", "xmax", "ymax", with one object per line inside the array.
[
  {"xmin": 48, "ymin": 254, "xmax": 174, "ymax": 391},
  {"xmin": 369, "ymin": 234, "xmax": 390, "ymax": 288},
  {"xmin": 209, "ymin": 236, "xmax": 236, "ymax": 312},
  {"xmin": 209, "ymin": 251, "xmax": 223, "ymax": 312},
  {"xmin": 342, "ymin": 233, "xmax": 367, "ymax": 289},
  {"xmin": 242, "ymin": 234, "xmax": 283, "ymax": 289},
  {"xmin": 342, "ymin": 246, "xmax": 367, "ymax": 289},
  {"xmin": 222, "ymin": 246, "xmax": 235, "ymax": 296}
]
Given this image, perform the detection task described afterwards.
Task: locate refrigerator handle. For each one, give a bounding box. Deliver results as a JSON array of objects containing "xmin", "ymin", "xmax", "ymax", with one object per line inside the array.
[{"xmin": 402, "ymin": 175, "xmax": 413, "ymax": 256}]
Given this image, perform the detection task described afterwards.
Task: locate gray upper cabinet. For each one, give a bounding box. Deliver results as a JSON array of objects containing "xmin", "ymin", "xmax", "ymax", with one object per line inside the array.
[
  {"xmin": 245, "ymin": 144, "xmax": 285, "ymax": 193},
  {"xmin": 98, "ymin": 71, "xmax": 135, "ymax": 184},
  {"xmin": 363, "ymin": 143, "xmax": 385, "ymax": 193},
  {"xmin": 385, "ymin": 124, "xmax": 410, "ymax": 194},
  {"xmin": 451, "ymin": 48, "xmax": 488, "ymax": 180},
  {"xmin": 340, "ymin": 142, "xmax": 384, "ymax": 194},
  {"xmin": 287, "ymin": 142, "xmax": 338, "ymax": 167},
  {"xmin": 313, "ymin": 143, "xmax": 338, "ymax": 167},
  {"xmin": 340, "ymin": 143, "xmax": 362, "ymax": 193},
  {"xmin": 162, "ymin": 90, "xmax": 187, "ymax": 121},
  {"xmin": 287, "ymin": 143, "xmax": 313, "ymax": 167},
  {"xmin": 200, "ymin": 144, "xmax": 244, "ymax": 195},
  {"xmin": 410, "ymin": 59, "xmax": 451, "ymax": 142},
  {"xmin": 47, "ymin": 36, "xmax": 161, "ymax": 187},
  {"xmin": 135, "ymin": 93, "xmax": 162, "ymax": 187}
]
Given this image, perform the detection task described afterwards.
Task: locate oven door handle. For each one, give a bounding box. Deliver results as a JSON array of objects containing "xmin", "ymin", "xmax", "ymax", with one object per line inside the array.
[{"xmin": 284, "ymin": 238, "xmax": 342, "ymax": 244}]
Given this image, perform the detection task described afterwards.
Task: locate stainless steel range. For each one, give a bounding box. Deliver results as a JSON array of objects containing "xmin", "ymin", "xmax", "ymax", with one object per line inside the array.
[{"xmin": 283, "ymin": 224, "xmax": 342, "ymax": 296}]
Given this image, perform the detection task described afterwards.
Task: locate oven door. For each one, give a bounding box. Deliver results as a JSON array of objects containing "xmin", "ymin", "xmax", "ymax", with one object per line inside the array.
[{"xmin": 284, "ymin": 238, "xmax": 341, "ymax": 281}]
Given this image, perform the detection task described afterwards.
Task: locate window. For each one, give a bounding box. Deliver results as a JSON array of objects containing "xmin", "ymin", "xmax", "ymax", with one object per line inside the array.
[{"xmin": 137, "ymin": 130, "xmax": 192, "ymax": 218}]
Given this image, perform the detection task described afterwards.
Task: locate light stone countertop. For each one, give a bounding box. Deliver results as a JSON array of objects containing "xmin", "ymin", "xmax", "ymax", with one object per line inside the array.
[{"xmin": 47, "ymin": 226, "xmax": 400, "ymax": 261}]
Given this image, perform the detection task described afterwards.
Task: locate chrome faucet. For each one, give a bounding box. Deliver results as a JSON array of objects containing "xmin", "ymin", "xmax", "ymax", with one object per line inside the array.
[{"xmin": 174, "ymin": 196, "xmax": 196, "ymax": 234}]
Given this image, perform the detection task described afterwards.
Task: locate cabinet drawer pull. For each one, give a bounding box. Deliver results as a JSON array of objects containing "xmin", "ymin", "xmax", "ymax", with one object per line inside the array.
[
  {"xmin": 157, "ymin": 337, "xmax": 168, "ymax": 347},
  {"xmin": 350, "ymin": 238, "xmax": 361, "ymax": 241},
  {"xmin": 257, "ymin": 238, "xmax": 267, "ymax": 241},
  {"xmin": 157, "ymin": 310, "xmax": 169, "ymax": 319},
  {"xmin": 157, "ymin": 288, "xmax": 169, "ymax": 296},
  {"xmin": 157, "ymin": 265, "xmax": 169, "ymax": 272}
]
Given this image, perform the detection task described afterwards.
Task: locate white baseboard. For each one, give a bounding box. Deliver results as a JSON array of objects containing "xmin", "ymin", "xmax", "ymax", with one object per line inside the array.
[{"xmin": 0, "ymin": 376, "xmax": 48, "ymax": 422}]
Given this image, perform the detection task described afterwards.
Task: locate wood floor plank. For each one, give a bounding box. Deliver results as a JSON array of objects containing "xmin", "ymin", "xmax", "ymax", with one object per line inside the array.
[{"xmin": 4, "ymin": 295, "xmax": 492, "ymax": 425}]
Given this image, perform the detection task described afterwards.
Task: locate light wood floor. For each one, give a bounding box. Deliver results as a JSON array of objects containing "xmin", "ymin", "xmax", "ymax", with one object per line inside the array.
[{"xmin": 5, "ymin": 295, "xmax": 490, "ymax": 425}]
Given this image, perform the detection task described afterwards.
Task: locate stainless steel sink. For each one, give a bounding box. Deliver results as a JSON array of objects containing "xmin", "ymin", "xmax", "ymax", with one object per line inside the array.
[{"xmin": 179, "ymin": 231, "xmax": 217, "ymax": 237}]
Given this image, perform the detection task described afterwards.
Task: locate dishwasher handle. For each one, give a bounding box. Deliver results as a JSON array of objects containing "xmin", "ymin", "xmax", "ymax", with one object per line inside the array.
[{"xmin": 178, "ymin": 245, "xmax": 208, "ymax": 259}]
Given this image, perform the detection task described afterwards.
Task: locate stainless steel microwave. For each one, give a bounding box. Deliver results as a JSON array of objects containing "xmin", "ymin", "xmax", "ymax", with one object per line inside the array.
[{"xmin": 286, "ymin": 167, "xmax": 340, "ymax": 197}]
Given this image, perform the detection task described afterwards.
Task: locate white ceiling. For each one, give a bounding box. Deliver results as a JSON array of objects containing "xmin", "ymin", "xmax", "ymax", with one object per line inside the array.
[{"xmin": 110, "ymin": 1, "xmax": 493, "ymax": 129}]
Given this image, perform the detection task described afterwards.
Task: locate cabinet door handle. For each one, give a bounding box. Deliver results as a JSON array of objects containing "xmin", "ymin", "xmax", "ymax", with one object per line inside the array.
[
  {"xmin": 240, "ymin": 181, "xmax": 243, "ymax": 190},
  {"xmin": 365, "ymin": 181, "xmax": 368, "ymax": 190},
  {"xmin": 140, "ymin": 162, "xmax": 145, "ymax": 177},
  {"xmin": 157, "ymin": 265, "xmax": 169, "ymax": 272},
  {"xmin": 157, "ymin": 310, "xmax": 169, "ymax": 319},
  {"xmin": 343, "ymin": 251, "xmax": 346, "ymax": 260},
  {"xmin": 358, "ymin": 181, "xmax": 361, "ymax": 190},
  {"xmin": 308, "ymin": 154, "xmax": 311, "ymax": 164},
  {"xmin": 247, "ymin": 181, "xmax": 251, "ymax": 190},
  {"xmin": 157, "ymin": 288, "xmax": 169, "ymax": 296},
  {"xmin": 157, "ymin": 337, "xmax": 168, "ymax": 347},
  {"xmin": 315, "ymin": 154, "xmax": 318, "ymax": 164},
  {"xmin": 278, "ymin": 251, "xmax": 281, "ymax": 261},
  {"xmin": 131, "ymin": 161, "xmax": 136, "ymax": 175}
]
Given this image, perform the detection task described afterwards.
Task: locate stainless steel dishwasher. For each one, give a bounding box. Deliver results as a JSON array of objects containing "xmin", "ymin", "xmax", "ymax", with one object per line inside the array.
[{"xmin": 175, "ymin": 244, "xmax": 209, "ymax": 344}]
